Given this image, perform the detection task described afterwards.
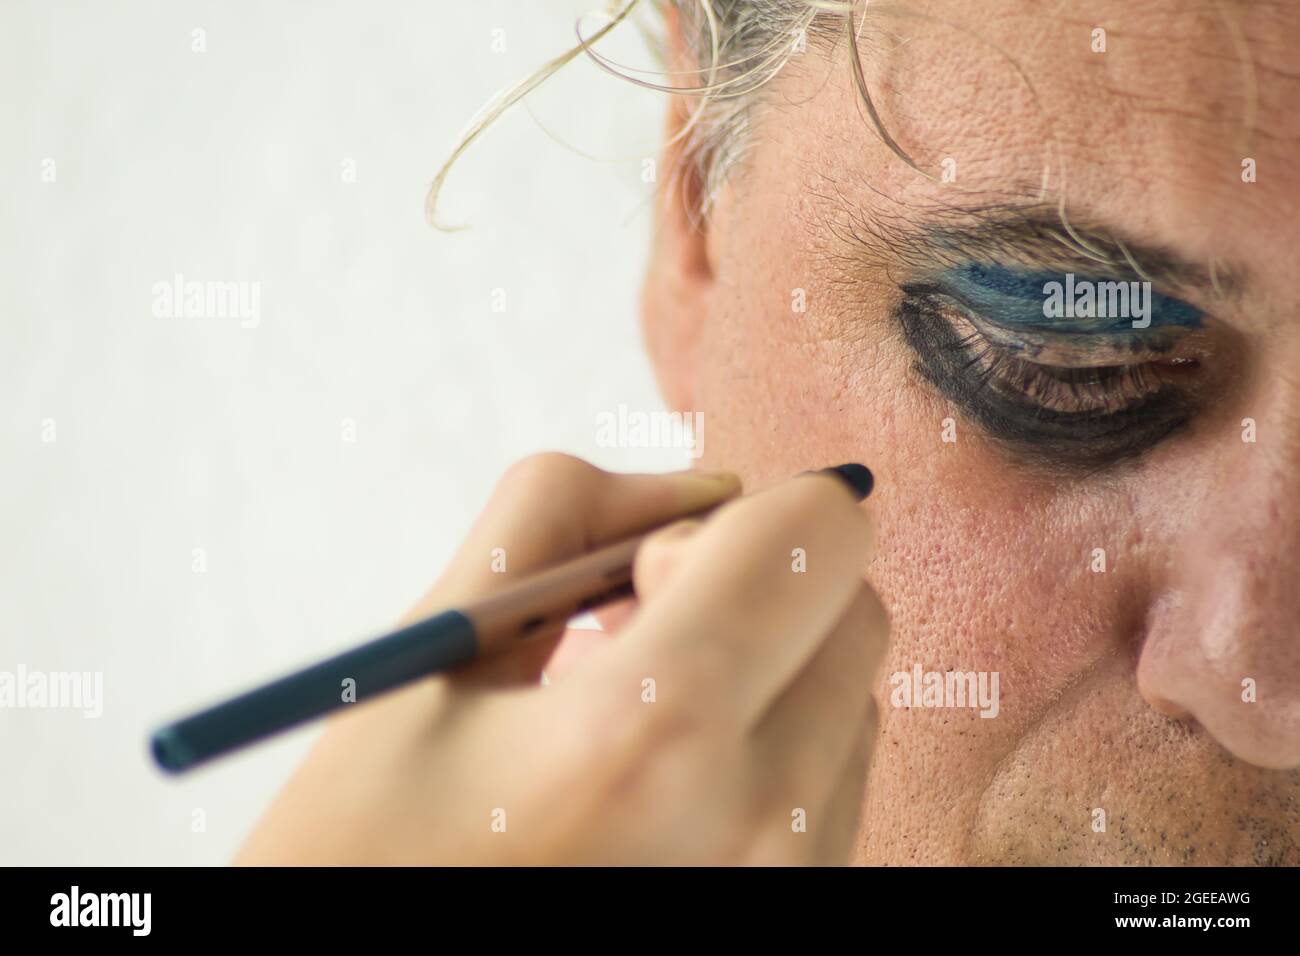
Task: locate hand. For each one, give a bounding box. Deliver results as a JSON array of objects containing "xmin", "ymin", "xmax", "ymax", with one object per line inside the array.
[{"xmin": 235, "ymin": 453, "xmax": 888, "ymax": 865}]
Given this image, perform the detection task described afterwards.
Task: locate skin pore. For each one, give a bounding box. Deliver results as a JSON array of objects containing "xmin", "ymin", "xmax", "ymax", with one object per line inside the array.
[{"xmin": 641, "ymin": 0, "xmax": 1300, "ymax": 863}]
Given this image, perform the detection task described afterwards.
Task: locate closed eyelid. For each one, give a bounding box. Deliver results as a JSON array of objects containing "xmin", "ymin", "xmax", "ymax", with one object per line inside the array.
[
  {"xmin": 892, "ymin": 290, "xmax": 1199, "ymax": 471},
  {"xmin": 929, "ymin": 263, "xmax": 1205, "ymax": 335}
]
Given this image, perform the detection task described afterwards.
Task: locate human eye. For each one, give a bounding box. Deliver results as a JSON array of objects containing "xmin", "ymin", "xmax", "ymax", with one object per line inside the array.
[{"xmin": 894, "ymin": 262, "xmax": 1214, "ymax": 470}]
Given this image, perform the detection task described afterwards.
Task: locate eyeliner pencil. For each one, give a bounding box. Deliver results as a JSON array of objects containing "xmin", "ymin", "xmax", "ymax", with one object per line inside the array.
[{"xmin": 149, "ymin": 464, "xmax": 873, "ymax": 774}]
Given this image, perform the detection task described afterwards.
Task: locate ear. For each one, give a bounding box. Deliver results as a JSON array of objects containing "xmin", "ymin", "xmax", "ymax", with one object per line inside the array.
[{"xmin": 640, "ymin": 6, "xmax": 715, "ymax": 415}]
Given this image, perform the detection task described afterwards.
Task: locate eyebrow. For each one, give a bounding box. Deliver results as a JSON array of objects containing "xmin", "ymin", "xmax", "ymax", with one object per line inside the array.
[{"xmin": 838, "ymin": 200, "xmax": 1245, "ymax": 304}]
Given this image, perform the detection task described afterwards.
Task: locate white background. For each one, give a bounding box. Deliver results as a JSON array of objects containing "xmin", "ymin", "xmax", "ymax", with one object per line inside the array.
[{"xmin": 0, "ymin": 0, "xmax": 683, "ymax": 864}]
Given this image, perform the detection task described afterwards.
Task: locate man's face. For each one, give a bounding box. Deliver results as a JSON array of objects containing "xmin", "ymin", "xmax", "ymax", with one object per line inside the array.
[{"xmin": 646, "ymin": 0, "xmax": 1300, "ymax": 863}]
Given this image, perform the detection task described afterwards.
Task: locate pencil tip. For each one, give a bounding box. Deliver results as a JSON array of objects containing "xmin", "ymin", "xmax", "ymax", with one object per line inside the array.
[{"xmin": 821, "ymin": 463, "xmax": 874, "ymax": 501}]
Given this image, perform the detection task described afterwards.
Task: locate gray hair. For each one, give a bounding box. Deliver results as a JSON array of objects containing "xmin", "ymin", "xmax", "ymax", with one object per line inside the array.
[{"xmin": 426, "ymin": 1, "xmax": 906, "ymax": 228}]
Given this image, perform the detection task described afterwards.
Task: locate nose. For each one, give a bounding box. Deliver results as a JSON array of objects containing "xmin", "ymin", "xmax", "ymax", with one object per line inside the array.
[{"xmin": 1137, "ymin": 421, "xmax": 1300, "ymax": 769}]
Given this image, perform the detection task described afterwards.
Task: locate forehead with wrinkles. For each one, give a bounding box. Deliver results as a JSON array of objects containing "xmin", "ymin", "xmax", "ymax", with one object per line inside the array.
[{"xmin": 788, "ymin": 0, "xmax": 1300, "ymax": 305}]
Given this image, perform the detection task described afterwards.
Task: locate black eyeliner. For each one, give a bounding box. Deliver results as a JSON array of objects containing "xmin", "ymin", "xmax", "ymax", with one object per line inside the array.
[{"xmin": 894, "ymin": 286, "xmax": 1196, "ymax": 470}]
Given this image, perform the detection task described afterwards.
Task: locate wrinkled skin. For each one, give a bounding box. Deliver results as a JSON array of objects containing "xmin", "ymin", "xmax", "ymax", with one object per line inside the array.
[{"xmin": 642, "ymin": 0, "xmax": 1300, "ymax": 863}]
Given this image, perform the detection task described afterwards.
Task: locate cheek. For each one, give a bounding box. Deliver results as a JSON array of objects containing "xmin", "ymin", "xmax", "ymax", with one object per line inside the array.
[
  {"xmin": 694, "ymin": 219, "xmax": 1147, "ymax": 694},
  {"xmin": 690, "ymin": 218, "xmax": 1171, "ymax": 856}
]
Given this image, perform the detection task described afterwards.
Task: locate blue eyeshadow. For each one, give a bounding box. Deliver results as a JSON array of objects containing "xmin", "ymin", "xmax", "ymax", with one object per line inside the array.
[{"xmin": 937, "ymin": 262, "xmax": 1203, "ymax": 333}]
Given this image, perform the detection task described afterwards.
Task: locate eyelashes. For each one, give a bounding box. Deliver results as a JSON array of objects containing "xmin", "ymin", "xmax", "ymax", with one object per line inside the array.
[
  {"xmin": 895, "ymin": 284, "xmax": 1202, "ymax": 469},
  {"xmin": 960, "ymin": 335, "xmax": 1171, "ymax": 415},
  {"xmin": 936, "ymin": 297, "xmax": 1188, "ymax": 415}
]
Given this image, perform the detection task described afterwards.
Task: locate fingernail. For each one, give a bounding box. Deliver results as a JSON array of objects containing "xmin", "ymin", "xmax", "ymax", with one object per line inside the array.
[
  {"xmin": 670, "ymin": 469, "xmax": 742, "ymax": 510},
  {"xmin": 820, "ymin": 463, "xmax": 874, "ymax": 501},
  {"xmin": 677, "ymin": 469, "xmax": 741, "ymax": 489}
]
